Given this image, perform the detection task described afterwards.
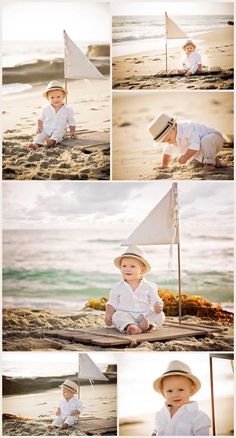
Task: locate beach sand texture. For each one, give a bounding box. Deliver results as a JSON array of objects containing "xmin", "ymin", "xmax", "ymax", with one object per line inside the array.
[
  {"xmin": 112, "ymin": 91, "xmax": 233, "ymax": 180},
  {"xmin": 3, "ymin": 383, "xmax": 117, "ymax": 436},
  {"xmin": 113, "ymin": 27, "xmax": 234, "ymax": 90},
  {"xmin": 2, "ymin": 79, "xmax": 110, "ymax": 180},
  {"xmin": 3, "ymin": 308, "xmax": 233, "ymax": 352}
]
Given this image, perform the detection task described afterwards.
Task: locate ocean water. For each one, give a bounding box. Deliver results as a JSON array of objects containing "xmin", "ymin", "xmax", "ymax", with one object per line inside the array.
[
  {"xmin": 112, "ymin": 14, "xmax": 233, "ymax": 56},
  {"xmin": 3, "ymin": 225, "xmax": 233, "ymax": 310}
]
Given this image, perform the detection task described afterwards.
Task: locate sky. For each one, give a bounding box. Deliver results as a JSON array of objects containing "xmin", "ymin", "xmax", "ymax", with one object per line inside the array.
[
  {"xmin": 3, "ymin": 181, "xmax": 234, "ymax": 233},
  {"xmin": 112, "ymin": 1, "xmax": 233, "ymax": 15},
  {"xmin": 2, "ymin": 1, "xmax": 110, "ymax": 42},
  {"xmin": 2, "ymin": 352, "xmax": 118, "ymax": 377}
]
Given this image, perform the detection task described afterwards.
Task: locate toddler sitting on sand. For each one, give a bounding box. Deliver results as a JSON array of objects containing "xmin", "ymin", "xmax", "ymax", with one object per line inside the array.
[
  {"xmin": 105, "ymin": 246, "xmax": 165, "ymax": 334},
  {"xmin": 152, "ymin": 360, "xmax": 211, "ymax": 436},
  {"xmin": 149, "ymin": 113, "xmax": 224, "ymax": 172},
  {"xmin": 179, "ymin": 40, "xmax": 202, "ymax": 76},
  {"xmin": 48, "ymin": 379, "xmax": 83, "ymax": 430},
  {"xmin": 28, "ymin": 80, "xmax": 76, "ymax": 149}
]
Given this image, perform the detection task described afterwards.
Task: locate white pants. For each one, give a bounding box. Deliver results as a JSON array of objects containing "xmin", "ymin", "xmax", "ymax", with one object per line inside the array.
[
  {"xmin": 200, "ymin": 133, "xmax": 223, "ymax": 165},
  {"xmin": 34, "ymin": 127, "xmax": 66, "ymax": 145},
  {"xmin": 112, "ymin": 310, "xmax": 165, "ymax": 333},
  {"xmin": 52, "ymin": 414, "xmax": 77, "ymax": 427},
  {"xmin": 193, "ymin": 133, "xmax": 223, "ymax": 165}
]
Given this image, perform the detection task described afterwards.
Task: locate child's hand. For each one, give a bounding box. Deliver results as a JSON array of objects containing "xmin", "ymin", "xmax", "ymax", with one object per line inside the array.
[
  {"xmin": 56, "ymin": 408, "xmax": 61, "ymax": 416},
  {"xmin": 70, "ymin": 133, "xmax": 77, "ymax": 139},
  {"xmin": 105, "ymin": 313, "xmax": 113, "ymax": 326},
  {"xmin": 154, "ymin": 302, "xmax": 163, "ymax": 314},
  {"xmin": 70, "ymin": 410, "xmax": 78, "ymax": 416}
]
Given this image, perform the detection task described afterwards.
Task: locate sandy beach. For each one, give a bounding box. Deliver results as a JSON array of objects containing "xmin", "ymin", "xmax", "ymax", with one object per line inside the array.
[
  {"xmin": 112, "ymin": 91, "xmax": 233, "ymax": 180},
  {"xmin": 119, "ymin": 396, "xmax": 234, "ymax": 436},
  {"xmin": 3, "ymin": 71, "xmax": 110, "ymax": 180},
  {"xmin": 3, "ymin": 382, "xmax": 117, "ymax": 436},
  {"xmin": 3, "ymin": 307, "xmax": 233, "ymax": 352},
  {"xmin": 112, "ymin": 27, "xmax": 234, "ymax": 90}
]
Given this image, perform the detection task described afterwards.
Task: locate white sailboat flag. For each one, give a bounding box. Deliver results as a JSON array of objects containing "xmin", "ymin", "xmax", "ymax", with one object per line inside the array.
[
  {"xmin": 63, "ymin": 30, "xmax": 105, "ymax": 80},
  {"xmin": 165, "ymin": 13, "xmax": 188, "ymax": 71},
  {"xmin": 79, "ymin": 353, "xmax": 109, "ymax": 382},
  {"xmin": 122, "ymin": 184, "xmax": 179, "ymax": 246}
]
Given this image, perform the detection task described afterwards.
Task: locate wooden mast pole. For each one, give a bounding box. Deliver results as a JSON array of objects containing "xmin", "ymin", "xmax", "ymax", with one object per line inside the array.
[
  {"xmin": 209, "ymin": 356, "xmax": 216, "ymax": 435},
  {"xmin": 165, "ymin": 12, "xmax": 168, "ymax": 72},
  {"xmin": 63, "ymin": 30, "xmax": 68, "ymax": 105},
  {"xmin": 172, "ymin": 182, "xmax": 182, "ymax": 324}
]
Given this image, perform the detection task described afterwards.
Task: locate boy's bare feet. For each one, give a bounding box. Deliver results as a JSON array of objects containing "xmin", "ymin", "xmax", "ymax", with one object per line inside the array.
[
  {"xmin": 47, "ymin": 425, "xmax": 56, "ymax": 430},
  {"xmin": 60, "ymin": 423, "xmax": 69, "ymax": 429},
  {"xmin": 137, "ymin": 315, "xmax": 149, "ymax": 332},
  {"xmin": 126, "ymin": 324, "xmax": 142, "ymax": 335},
  {"xmin": 45, "ymin": 135, "xmax": 56, "ymax": 147},
  {"xmin": 215, "ymin": 158, "xmax": 223, "ymax": 168},
  {"xmin": 203, "ymin": 163, "xmax": 216, "ymax": 172},
  {"xmin": 27, "ymin": 143, "xmax": 40, "ymax": 150}
]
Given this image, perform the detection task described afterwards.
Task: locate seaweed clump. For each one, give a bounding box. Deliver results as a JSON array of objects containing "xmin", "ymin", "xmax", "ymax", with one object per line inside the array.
[{"xmin": 85, "ymin": 290, "xmax": 233, "ymax": 325}]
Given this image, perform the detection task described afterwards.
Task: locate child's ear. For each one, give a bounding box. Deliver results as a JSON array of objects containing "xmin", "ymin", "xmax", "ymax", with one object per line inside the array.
[{"xmin": 190, "ymin": 384, "xmax": 196, "ymax": 396}]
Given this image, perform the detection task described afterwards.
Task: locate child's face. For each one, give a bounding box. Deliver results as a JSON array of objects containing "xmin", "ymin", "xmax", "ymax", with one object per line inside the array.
[
  {"xmin": 62, "ymin": 387, "xmax": 74, "ymax": 400},
  {"xmin": 161, "ymin": 375, "xmax": 195, "ymax": 408},
  {"xmin": 120, "ymin": 257, "xmax": 146, "ymax": 282},
  {"xmin": 184, "ymin": 44, "xmax": 195, "ymax": 55},
  {"xmin": 47, "ymin": 89, "xmax": 65, "ymax": 108},
  {"xmin": 161, "ymin": 126, "xmax": 177, "ymax": 144}
]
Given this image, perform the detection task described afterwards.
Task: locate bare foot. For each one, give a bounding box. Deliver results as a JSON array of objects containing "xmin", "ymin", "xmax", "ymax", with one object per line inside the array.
[
  {"xmin": 126, "ymin": 324, "xmax": 142, "ymax": 335},
  {"xmin": 60, "ymin": 423, "xmax": 69, "ymax": 430},
  {"xmin": 45, "ymin": 135, "xmax": 56, "ymax": 147},
  {"xmin": 136, "ymin": 315, "xmax": 149, "ymax": 332},
  {"xmin": 215, "ymin": 158, "xmax": 223, "ymax": 168},
  {"xmin": 203, "ymin": 163, "xmax": 216, "ymax": 172},
  {"xmin": 47, "ymin": 425, "xmax": 56, "ymax": 430},
  {"xmin": 27, "ymin": 143, "xmax": 40, "ymax": 150}
]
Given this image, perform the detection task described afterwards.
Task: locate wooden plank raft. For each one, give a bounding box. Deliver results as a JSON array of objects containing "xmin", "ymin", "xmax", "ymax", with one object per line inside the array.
[
  {"xmin": 46, "ymin": 321, "xmax": 223, "ymax": 347},
  {"xmin": 155, "ymin": 67, "xmax": 222, "ymax": 77},
  {"xmin": 77, "ymin": 418, "xmax": 117, "ymax": 435}
]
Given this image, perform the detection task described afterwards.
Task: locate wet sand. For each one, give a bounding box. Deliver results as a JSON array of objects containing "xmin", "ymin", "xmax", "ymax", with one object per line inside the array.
[
  {"xmin": 3, "ymin": 79, "xmax": 110, "ymax": 180},
  {"xmin": 3, "ymin": 307, "xmax": 233, "ymax": 352},
  {"xmin": 112, "ymin": 91, "xmax": 233, "ymax": 180},
  {"xmin": 113, "ymin": 27, "xmax": 234, "ymax": 90}
]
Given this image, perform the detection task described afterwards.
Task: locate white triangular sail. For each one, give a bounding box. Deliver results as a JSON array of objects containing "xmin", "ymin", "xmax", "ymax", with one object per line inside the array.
[
  {"xmin": 122, "ymin": 184, "xmax": 179, "ymax": 246},
  {"xmin": 64, "ymin": 30, "xmax": 104, "ymax": 80},
  {"xmin": 166, "ymin": 14, "xmax": 188, "ymax": 39},
  {"xmin": 79, "ymin": 354, "xmax": 109, "ymax": 381}
]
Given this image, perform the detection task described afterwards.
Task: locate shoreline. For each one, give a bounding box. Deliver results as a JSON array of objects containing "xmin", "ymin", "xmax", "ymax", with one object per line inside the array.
[
  {"xmin": 3, "ymin": 307, "xmax": 233, "ymax": 352},
  {"xmin": 112, "ymin": 26, "xmax": 234, "ymax": 90}
]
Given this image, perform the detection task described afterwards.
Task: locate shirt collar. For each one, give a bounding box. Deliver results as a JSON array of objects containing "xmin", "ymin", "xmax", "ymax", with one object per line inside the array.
[
  {"xmin": 164, "ymin": 401, "xmax": 198, "ymax": 417},
  {"xmin": 120, "ymin": 277, "xmax": 146, "ymax": 289}
]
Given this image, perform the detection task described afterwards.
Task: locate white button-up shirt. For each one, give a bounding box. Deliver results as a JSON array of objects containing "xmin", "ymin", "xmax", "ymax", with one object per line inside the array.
[
  {"xmin": 59, "ymin": 396, "xmax": 83, "ymax": 418},
  {"xmin": 38, "ymin": 104, "xmax": 75, "ymax": 135},
  {"xmin": 153, "ymin": 401, "xmax": 211, "ymax": 436},
  {"xmin": 163, "ymin": 121, "xmax": 221, "ymax": 163},
  {"xmin": 183, "ymin": 51, "xmax": 202, "ymax": 74},
  {"xmin": 107, "ymin": 278, "xmax": 163, "ymax": 313}
]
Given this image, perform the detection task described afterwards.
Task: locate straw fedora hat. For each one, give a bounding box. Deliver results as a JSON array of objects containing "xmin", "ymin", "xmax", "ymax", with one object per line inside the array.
[
  {"xmin": 148, "ymin": 113, "xmax": 175, "ymax": 143},
  {"xmin": 43, "ymin": 81, "xmax": 68, "ymax": 98},
  {"xmin": 153, "ymin": 361, "xmax": 201, "ymax": 395},
  {"xmin": 60, "ymin": 379, "xmax": 78, "ymax": 394},
  {"xmin": 114, "ymin": 246, "xmax": 151, "ymax": 273},
  {"xmin": 182, "ymin": 40, "xmax": 197, "ymax": 50}
]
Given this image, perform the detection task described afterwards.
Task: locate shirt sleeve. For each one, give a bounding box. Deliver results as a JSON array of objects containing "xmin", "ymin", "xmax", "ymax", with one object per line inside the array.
[
  {"xmin": 38, "ymin": 107, "xmax": 46, "ymax": 121},
  {"xmin": 183, "ymin": 125, "xmax": 201, "ymax": 151},
  {"xmin": 193, "ymin": 412, "xmax": 211, "ymax": 436},
  {"xmin": 107, "ymin": 286, "xmax": 119, "ymax": 309},
  {"xmin": 75, "ymin": 398, "xmax": 83, "ymax": 413},
  {"xmin": 149, "ymin": 283, "xmax": 163, "ymax": 305},
  {"xmin": 163, "ymin": 143, "xmax": 174, "ymax": 156},
  {"xmin": 67, "ymin": 107, "xmax": 76, "ymax": 126}
]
